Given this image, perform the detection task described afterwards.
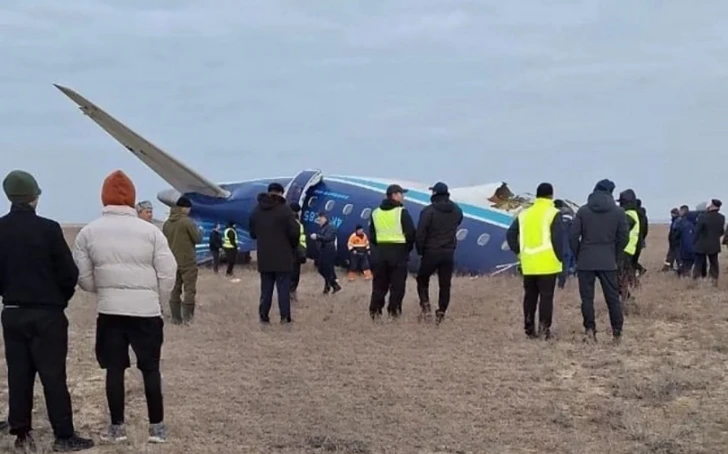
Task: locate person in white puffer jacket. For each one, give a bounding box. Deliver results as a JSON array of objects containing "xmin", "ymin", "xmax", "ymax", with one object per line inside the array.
[{"xmin": 72, "ymin": 170, "xmax": 177, "ymax": 444}]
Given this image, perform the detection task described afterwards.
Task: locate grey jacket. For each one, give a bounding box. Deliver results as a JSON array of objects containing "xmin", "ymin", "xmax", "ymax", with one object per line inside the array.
[{"xmin": 569, "ymin": 190, "xmax": 630, "ymax": 271}]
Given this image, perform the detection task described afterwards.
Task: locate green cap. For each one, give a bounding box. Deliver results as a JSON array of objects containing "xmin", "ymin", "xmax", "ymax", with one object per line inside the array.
[{"xmin": 3, "ymin": 170, "xmax": 42, "ymax": 204}]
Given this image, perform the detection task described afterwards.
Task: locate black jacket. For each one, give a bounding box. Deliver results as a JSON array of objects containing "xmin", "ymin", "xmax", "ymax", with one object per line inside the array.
[
  {"xmin": 506, "ymin": 201, "xmax": 564, "ymax": 264},
  {"xmin": 369, "ymin": 199, "xmax": 416, "ymax": 260},
  {"xmin": 0, "ymin": 204, "xmax": 79, "ymax": 309},
  {"xmin": 209, "ymin": 229, "xmax": 222, "ymax": 251},
  {"xmin": 249, "ymin": 193, "xmax": 300, "ymax": 273},
  {"xmin": 637, "ymin": 207, "xmax": 649, "ymax": 240},
  {"xmin": 569, "ymin": 190, "xmax": 630, "ymax": 271},
  {"xmin": 316, "ymin": 222, "xmax": 338, "ymax": 258},
  {"xmin": 693, "ymin": 210, "xmax": 725, "ymax": 255},
  {"xmin": 415, "ymin": 194, "xmax": 463, "ymax": 256}
]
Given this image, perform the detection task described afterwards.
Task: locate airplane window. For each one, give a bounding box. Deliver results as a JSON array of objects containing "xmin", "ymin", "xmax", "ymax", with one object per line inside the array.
[
  {"xmin": 308, "ymin": 196, "xmax": 317, "ymax": 208},
  {"xmin": 456, "ymin": 229, "xmax": 468, "ymax": 241},
  {"xmin": 342, "ymin": 203, "xmax": 354, "ymax": 215},
  {"xmin": 325, "ymin": 200, "xmax": 335, "ymax": 211},
  {"xmin": 476, "ymin": 233, "xmax": 490, "ymax": 246},
  {"xmin": 361, "ymin": 208, "xmax": 372, "ymax": 219},
  {"xmin": 501, "ymin": 240, "xmax": 510, "ymax": 251}
]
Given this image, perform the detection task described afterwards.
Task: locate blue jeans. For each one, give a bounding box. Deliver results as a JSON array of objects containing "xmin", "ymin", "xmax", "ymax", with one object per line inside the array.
[{"xmin": 557, "ymin": 252, "xmax": 575, "ymax": 288}]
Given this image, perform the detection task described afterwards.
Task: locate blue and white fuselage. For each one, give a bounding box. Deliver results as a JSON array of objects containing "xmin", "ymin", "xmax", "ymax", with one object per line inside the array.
[{"xmin": 55, "ymin": 84, "xmax": 575, "ymax": 276}]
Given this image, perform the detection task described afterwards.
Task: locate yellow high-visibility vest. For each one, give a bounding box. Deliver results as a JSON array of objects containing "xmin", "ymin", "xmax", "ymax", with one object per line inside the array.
[
  {"xmin": 222, "ymin": 227, "xmax": 237, "ymax": 249},
  {"xmin": 297, "ymin": 221, "xmax": 306, "ymax": 248},
  {"xmin": 517, "ymin": 198, "xmax": 563, "ymax": 275},
  {"xmin": 371, "ymin": 207, "xmax": 405, "ymax": 243},
  {"xmin": 624, "ymin": 209, "xmax": 641, "ymax": 255}
]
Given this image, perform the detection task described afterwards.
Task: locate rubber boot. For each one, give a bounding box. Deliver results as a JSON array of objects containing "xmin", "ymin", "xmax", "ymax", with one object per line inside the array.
[
  {"xmin": 181, "ymin": 303, "xmax": 195, "ymax": 325},
  {"xmin": 169, "ymin": 301, "xmax": 183, "ymax": 325}
]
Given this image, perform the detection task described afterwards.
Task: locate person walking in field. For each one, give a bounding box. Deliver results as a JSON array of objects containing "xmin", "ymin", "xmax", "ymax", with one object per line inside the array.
[
  {"xmin": 73, "ymin": 170, "xmax": 177, "ymax": 444},
  {"xmin": 506, "ymin": 183, "xmax": 563, "ymax": 340},
  {"xmin": 569, "ymin": 179, "xmax": 629, "ymax": 343},
  {"xmin": 0, "ymin": 170, "xmax": 94, "ymax": 451},
  {"xmin": 162, "ymin": 196, "xmax": 202, "ymax": 324},
  {"xmin": 249, "ymin": 183, "xmax": 300, "ymax": 324}
]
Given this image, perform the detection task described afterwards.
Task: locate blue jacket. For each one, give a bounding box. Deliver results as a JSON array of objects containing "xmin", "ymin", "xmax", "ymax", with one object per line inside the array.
[
  {"xmin": 676, "ymin": 212, "xmax": 699, "ymax": 261},
  {"xmin": 560, "ymin": 210, "xmax": 573, "ymax": 257}
]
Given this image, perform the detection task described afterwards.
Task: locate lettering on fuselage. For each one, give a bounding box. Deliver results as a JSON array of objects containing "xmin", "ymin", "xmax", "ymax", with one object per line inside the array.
[
  {"xmin": 302, "ymin": 209, "xmax": 343, "ymax": 229},
  {"xmin": 312, "ymin": 189, "xmax": 350, "ymax": 200}
]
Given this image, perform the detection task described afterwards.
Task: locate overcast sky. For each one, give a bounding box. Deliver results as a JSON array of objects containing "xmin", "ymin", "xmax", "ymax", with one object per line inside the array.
[{"xmin": 1, "ymin": 0, "xmax": 726, "ymax": 222}]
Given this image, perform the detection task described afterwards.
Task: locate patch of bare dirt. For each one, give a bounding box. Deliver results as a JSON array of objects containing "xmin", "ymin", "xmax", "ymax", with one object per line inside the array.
[{"xmin": 0, "ymin": 224, "xmax": 725, "ymax": 453}]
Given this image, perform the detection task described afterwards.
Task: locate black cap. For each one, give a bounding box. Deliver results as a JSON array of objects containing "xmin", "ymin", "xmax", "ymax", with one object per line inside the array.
[
  {"xmin": 355, "ymin": 224, "xmax": 363, "ymax": 230},
  {"xmin": 267, "ymin": 182, "xmax": 285, "ymax": 194},
  {"xmin": 176, "ymin": 196, "xmax": 192, "ymax": 208},
  {"xmin": 428, "ymin": 182, "xmax": 449, "ymax": 195},
  {"xmin": 536, "ymin": 182, "xmax": 553, "ymax": 198},
  {"xmin": 386, "ymin": 184, "xmax": 407, "ymax": 197},
  {"xmin": 712, "ymin": 199, "xmax": 722, "ymax": 209},
  {"xmin": 289, "ymin": 202, "xmax": 301, "ymax": 213}
]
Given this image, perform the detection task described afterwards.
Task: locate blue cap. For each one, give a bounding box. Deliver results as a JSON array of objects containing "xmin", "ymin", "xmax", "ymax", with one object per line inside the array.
[{"xmin": 429, "ymin": 182, "xmax": 449, "ymax": 195}]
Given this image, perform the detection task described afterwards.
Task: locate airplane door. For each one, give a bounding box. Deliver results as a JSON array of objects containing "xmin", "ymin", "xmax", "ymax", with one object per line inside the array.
[{"xmin": 284, "ymin": 169, "xmax": 323, "ymax": 208}]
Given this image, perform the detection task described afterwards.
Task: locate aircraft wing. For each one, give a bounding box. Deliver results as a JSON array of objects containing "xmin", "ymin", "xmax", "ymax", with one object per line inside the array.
[{"xmin": 54, "ymin": 84, "xmax": 230, "ymax": 198}]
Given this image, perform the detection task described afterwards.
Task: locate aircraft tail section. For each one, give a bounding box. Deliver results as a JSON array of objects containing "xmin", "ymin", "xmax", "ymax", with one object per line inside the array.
[{"xmin": 54, "ymin": 84, "xmax": 230, "ymax": 198}]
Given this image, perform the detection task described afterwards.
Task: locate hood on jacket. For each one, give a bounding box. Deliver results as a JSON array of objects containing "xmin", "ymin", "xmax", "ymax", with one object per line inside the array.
[
  {"xmin": 593, "ymin": 179, "xmax": 616, "ymax": 194},
  {"xmin": 378, "ymin": 198, "xmax": 403, "ymax": 211},
  {"xmin": 430, "ymin": 194, "xmax": 456, "ymax": 212},
  {"xmin": 618, "ymin": 189, "xmax": 638, "ymax": 210},
  {"xmin": 257, "ymin": 192, "xmax": 286, "ymax": 210},
  {"xmin": 586, "ymin": 190, "xmax": 617, "ymax": 213},
  {"xmin": 167, "ymin": 206, "xmax": 189, "ymax": 222},
  {"xmin": 101, "ymin": 170, "xmax": 136, "ymax": 208}
]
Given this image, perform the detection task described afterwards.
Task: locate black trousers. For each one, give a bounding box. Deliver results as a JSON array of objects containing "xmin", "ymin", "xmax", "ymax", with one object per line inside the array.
[
  {"xmin": 96, "ymin": 314, "xmax": 164, "ymax": 425},
  {"xmin": 290, "ymin": 262, "xmax": 301, "ymax": 292},
  {"xmin": 2, "ymin": 308, "xmax": 75, "ymax": 438},
  {"xmin": 693, "ymin": 253, "xmax": 719, "ymax": 280},
  {"xmin": 211, "ymin": 249, "xmax": 220, "ymax": 273},
  {"xmin": 416, "ymin": 251, "xmax": 454, "ymax": 313},
  {"xmin": 369, "ymin": 255, "xmax": 408, "ymax": 316},
  {"xmin": 522, "ymin": 274, "xmax": 557, "ymax": 334},
  {"xmin": 259, "ymin": 272, "xmax": 292, "ymax": 321},
  {"xmin": 577, "ymin": 270, "xmax": 623, "ymax": 334},
  {"xmin": 223, "ymin": 248, "xmax": 237, "ymax": 276},
  {"xmin": 316, "ymin": 254, "xmax": 338, "ymax": 289}
]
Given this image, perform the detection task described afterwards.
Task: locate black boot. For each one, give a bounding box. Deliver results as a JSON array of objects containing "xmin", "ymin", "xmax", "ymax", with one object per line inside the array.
[
  {"xmin": 181, "ymin": 303, "xmax": 195, "ymax": 325},
  {"xmin": 584, "ymin": 328, "xmax": 597, "ymax": 343},
  {"xmin": 52, "ymin": 433, "xmax": 94, "ymax": 452},
  {"xmin": 169, "ymin": 301, "xmax": 183, "ymax": 325},
  {"xmin": 15, "ymin": 432, "xmax": 36, "ymax": 452},
  {"xmin": 538, "ymin": 324, "xmax": 551, "ymax": 340},
  {"xmin": 418, "ymin": 302, "xmax": 432, "ymax": 322},
  {"xmin": 331, "ymin": 281, "xmax": 342, "ymax": 294},
  {"xmin": 323, "ymin": 284, "xmax": 331, "ymax": 295}
]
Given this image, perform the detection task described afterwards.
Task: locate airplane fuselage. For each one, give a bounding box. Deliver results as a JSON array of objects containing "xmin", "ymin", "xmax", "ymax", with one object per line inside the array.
[{"xmin": 169, "ymin": 175, "xmax": 519, "ymax": 276}]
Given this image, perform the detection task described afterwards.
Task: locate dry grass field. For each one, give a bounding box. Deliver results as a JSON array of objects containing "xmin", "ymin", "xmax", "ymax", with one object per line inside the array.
[{"xmin": 0, "ymin": 224, "xmax": 727, "ymax": 453}]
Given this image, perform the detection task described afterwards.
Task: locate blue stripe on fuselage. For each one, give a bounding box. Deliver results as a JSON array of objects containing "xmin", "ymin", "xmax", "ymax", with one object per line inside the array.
[{"xmin": 330, "ymin": 176, "xmax": 514, "ymax": 227}]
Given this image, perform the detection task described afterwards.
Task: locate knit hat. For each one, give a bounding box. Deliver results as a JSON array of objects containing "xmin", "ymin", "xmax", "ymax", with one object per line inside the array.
[
  {"xmin": 176, "ymin": 196, "xmax": 192, "ymax": 208},
  {"xmin": 101, "ymin": 170, "xmax": 136, "ymax": 208},
  {"xmin": 536, "ymin": 182, "xmax": 553, "ymax": 198},
  {"xmin": 3, "ymin": 170, "xmax": 42, "ymax": 204}
]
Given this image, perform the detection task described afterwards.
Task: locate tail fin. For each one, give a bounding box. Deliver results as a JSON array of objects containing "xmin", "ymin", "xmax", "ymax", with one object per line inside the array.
[{"xmin": 54, "ymin": 84, "xmax": 230, "ymax": 198}]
